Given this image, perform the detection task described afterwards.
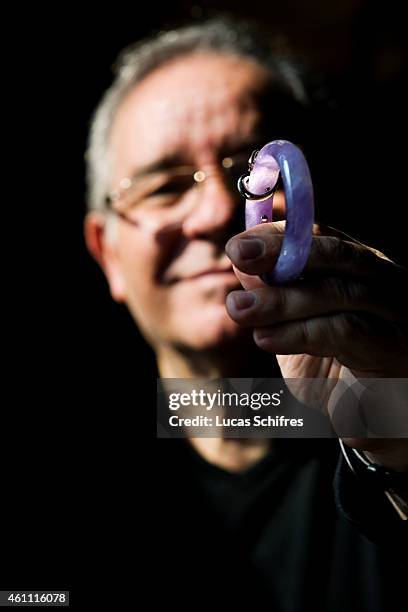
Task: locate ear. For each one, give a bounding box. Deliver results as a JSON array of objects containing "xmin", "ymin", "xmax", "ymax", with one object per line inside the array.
[{"xmin": 84, "ymin": 211, "xmax": 127, "ymax": 303}]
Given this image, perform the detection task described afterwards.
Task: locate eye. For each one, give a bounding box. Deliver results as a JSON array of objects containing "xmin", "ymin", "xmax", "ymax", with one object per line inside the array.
[{"xmin": 149, "ymin": 175, "xmax": 193, "ymax": 198}]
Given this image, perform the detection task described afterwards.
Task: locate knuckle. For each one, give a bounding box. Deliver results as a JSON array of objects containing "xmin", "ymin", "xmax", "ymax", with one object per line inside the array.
[
  {"xmin": 255, "ymin": 288, "xmax": 286, "ymax": 324},
  {"xmin": 300, "ymin": 318, "xmax": 312, "ymax": 347},
  {"xmin": 268, "ymin": 288, "xmax": 287, "ymax": 317},
  {"xmin": 336, "ymin": 312, "xmax": 360, "ymax": 340},
  {"xmin": 321, "ymin": 276, "xmax": 342, "ymax": 297},
  {"xmin": 319, "ymin": 277, "xmax": 347, "ymax": 307},
  {"xmin": 321, "ymin": 276, "xmax": 368, "ymax": 308},
  {"xmin": 340, "ymin": 278, "xmax": 366, "ymax": 303},
  {"xmin": 327, "ymin": 236, "xmax": 347, "ymax": 261}
]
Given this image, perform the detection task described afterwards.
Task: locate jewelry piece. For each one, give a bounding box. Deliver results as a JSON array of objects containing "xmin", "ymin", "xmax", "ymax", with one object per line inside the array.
[{"xmin": 238, "ymin": 140, "xmax": 314, "ymax": 284}]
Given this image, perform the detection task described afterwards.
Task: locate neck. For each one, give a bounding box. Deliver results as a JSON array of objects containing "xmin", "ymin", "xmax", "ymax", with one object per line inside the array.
[
  {"xmin": 157, "ymin": 337, "xmax": 279, "ymax": 472},
  {"xmin": 157, "ymin": 334, "xmax": 280, "ymax": 378}
]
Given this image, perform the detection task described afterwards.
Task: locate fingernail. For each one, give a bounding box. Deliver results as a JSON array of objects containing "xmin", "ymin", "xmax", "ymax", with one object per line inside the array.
[
  {"xmin": 228, "ymin": 291, "xmax": 256, "ymax": 311},
  {"xmin": 238, "ymin": 237, "xmax": 265, "ymax": 260}
]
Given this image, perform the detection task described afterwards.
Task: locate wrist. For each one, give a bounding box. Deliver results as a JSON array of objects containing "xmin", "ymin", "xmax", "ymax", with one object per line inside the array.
[
  {"xmin": 363, "ymin": 441, "xmax": 408, "ymax": 472},
  {"xmin": 339, "ymin": 439, "xmax": 408, "ymax": 521},
  {"xmin": 341, "ymin": 438, "xmax": 408, "ymax": 472}
]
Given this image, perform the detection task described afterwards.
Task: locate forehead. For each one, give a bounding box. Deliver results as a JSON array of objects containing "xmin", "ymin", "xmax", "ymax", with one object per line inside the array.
[{"xmin": 110, "ymin": 52, "xmax": 271, "ymax": 180}]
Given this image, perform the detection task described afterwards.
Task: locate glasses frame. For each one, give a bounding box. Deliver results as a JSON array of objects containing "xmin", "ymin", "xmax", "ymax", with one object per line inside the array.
[{"xmin": 103, "ymin": 150, "xmax": 261, "ymax": 227}]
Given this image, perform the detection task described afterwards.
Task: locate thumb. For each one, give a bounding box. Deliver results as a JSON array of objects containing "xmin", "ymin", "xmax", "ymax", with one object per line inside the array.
[{"xmin": 232, "ymin": 264, "xmax": 268, "ymax": 290}]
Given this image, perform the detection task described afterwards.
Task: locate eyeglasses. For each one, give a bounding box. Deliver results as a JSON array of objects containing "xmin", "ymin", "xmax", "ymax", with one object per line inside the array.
[{"xmin": 104, "ymin": 152, "xmax": 256, "ymax": 236}]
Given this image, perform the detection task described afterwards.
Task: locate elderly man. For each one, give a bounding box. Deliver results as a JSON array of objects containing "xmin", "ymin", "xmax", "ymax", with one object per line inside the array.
[{"xmin": 85, "ymin": 18, "xmax": 407, "ymax": 610}]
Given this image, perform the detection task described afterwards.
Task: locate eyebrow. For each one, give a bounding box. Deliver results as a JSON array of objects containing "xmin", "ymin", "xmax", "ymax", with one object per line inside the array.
[
  {"xmin": 127, "ymin": 136, "xmax": 268, "ymax": 181},
  {"xmin": 128, "ymin": 152, "xmax": 191, "ymax": 181}
]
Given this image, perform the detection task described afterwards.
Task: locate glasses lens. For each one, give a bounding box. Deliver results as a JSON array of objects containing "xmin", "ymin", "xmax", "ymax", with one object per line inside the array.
[
  {"xmin": 109, "ymin": 151, "xmax": 263, "ymax": 228},
  {"xmin": 114, "ymin": 169, "xmax": 195, "ymax": 222},
  {"xmin": 228, "ymin": 154, "xmax": 251, "ymax": 179}
]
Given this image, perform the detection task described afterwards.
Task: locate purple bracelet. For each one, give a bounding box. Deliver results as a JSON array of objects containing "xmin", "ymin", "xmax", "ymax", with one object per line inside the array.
[{"xmin": 237, "ymin": 140, "xmax": 314, "ymax": 284}]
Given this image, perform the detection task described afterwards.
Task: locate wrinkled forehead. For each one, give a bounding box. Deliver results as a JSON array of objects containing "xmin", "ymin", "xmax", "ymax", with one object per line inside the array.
[{"xmin": 109, "ymin": 52, "xmax": 272, "ymax": 181}]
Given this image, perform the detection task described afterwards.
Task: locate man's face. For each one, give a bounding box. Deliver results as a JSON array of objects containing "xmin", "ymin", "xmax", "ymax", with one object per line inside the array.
[{"xmin": 99, "ymin": 52, "xmax": 275, "ymax": 350}]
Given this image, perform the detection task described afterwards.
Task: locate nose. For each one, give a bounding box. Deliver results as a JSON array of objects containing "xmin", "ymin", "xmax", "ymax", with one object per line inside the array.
[{"xmin": 181, "ymin": 174, "xmax": 241, "ymax": 240}]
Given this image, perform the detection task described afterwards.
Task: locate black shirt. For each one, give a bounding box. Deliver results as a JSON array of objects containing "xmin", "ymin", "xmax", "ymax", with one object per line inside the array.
[{"xmin": 157, "ymin": 438, "xmax": 406, "ymax": 611}]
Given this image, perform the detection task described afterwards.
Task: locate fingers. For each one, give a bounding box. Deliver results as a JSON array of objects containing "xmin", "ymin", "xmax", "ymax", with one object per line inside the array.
[
  {"xmin": 252, "ymin": 312, "xmax": 404, "ymax": 373},
  {"xmin": 225, "ymin": 222, "xmax": 402, "ymax": 282},
  {"xmin": 225, "ymin": 276, "xmax": 405, "ymax": 327},
  {"xmin": 226, "ymin": 221, "xmax": 408, "ymax": 376},
  {"xmin": 232, "ymin": 265, "xmax": 268, "ymax": 291}
]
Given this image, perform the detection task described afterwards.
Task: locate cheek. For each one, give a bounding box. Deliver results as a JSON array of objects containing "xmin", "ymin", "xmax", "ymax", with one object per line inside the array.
[
  {"xmin": 118, "ymin": 232, "xmax": 165, "ymax": 307},
  {"xmin": 114, "ymin": 230, "xmax": 241, "ymax": 346},
  {"xmin": 118, "ymin": 228, "xmax": 179, "ymax": 285}
]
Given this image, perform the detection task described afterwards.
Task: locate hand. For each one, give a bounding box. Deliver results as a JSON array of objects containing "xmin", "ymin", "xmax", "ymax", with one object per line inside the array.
[{"xmin": 225, "ymin": 222, "xmax": 408, "ymax": 467}]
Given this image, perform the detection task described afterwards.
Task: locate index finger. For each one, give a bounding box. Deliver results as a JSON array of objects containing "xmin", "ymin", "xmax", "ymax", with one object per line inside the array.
[{"xmin": 226, "ymin": 222, "xmax": 400, "ymax": 282}]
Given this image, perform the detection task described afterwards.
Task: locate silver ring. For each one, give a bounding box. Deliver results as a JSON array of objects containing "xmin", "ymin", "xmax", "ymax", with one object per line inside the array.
[
  {"xmin": 248, "ymin": 149, "xmax": 259, "ymax": 171},
  {"xmin": 237, "ymin": 173, "xmax": 277, "ymax": 202}
]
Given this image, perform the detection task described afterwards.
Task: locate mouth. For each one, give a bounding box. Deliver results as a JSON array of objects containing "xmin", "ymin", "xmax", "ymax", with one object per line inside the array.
[
  {"xmin": 163, "ymin": 260, "xmax": 238, "ymax": 285},
  {"xmin": 185, "ymin": 266, "xmax": 235, "ymax": 281}
]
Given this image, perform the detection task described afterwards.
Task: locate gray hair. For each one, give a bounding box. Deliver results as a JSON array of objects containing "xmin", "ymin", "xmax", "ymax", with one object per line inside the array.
[{"xmin": 85, "ymin": 17, "xmax": 308, "ymax": 211}]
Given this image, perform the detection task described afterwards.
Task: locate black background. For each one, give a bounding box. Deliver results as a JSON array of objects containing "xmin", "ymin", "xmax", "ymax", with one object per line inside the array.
[{"xmin": 1, "ymin": 0, "xmax": 406, "ymax": 604}]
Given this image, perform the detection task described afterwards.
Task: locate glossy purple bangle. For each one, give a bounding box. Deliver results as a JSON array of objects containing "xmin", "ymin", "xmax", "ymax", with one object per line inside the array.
[{"xmin": 237, "ymin": 140, "xmax": 314, "ymax": 284}]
